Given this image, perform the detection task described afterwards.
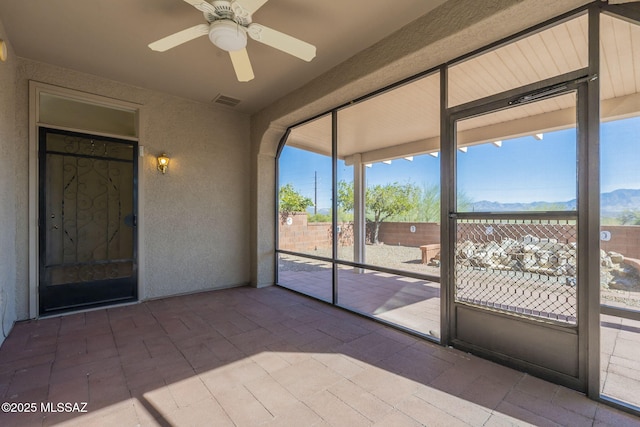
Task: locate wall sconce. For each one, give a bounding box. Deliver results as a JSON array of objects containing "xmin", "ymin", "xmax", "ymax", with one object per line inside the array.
[
  {"xmin": 157, "ymin": 153, "xmax": 170, "ymax": 174},
  {"xmin": 0, "ymin": 40, "xmax": 7, "ymax": 62}
]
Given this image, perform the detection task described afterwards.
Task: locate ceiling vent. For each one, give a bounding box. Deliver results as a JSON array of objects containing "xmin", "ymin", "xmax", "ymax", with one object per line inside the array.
[{"xmin": 212, "ymin": 94, "xmax": 242, "ymax": 107}]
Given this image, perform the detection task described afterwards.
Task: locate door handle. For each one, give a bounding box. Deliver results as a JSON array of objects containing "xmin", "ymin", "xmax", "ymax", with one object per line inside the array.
[{"xmin": 51, "ymin": 214, "xmax": 59, "ymax": 229}]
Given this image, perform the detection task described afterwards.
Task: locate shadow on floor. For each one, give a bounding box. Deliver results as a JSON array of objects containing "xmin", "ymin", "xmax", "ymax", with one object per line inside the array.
[{"xmin": 0, "ymin": 286, "xmax": 638, "ymax": 426}]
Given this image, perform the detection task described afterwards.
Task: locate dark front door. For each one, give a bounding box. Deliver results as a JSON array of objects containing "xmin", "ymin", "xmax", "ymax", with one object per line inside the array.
[{"xmin": 39, "ymin": 127, "xmax": 138, "ymax": 315}]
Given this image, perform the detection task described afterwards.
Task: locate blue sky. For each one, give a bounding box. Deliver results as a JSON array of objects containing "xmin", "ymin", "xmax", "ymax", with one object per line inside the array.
[
  {"xmin": 457, "ymin": 128, "xmax": 577, "ymax": 203},
  {"xmin": 601, "ymin": 116, "xmax": 640, "ymax": 193},
  {"xmin": 279, "ymin": 116, "xmax": 640, "ymax": 210}
]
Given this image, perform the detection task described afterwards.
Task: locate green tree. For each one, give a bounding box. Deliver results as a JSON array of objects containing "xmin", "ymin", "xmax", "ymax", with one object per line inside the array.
[
  {"xmin": 397, "ymin": 183, "xmax": 440, "ymax": 222},
  {"xmin": 337, "ymin": 180, "xmax": 354, "ymax": 212},
  {"xmin": 457, "ymin": 191, "xmax": 474, "ymax": 213},
  {"xmin": 279, "ymin": 183, "xmax": 313, "ymax": 214},
  {"xmin": 418, "ymin": 184, "xmax": 441, "ymax": 222},
  {"xmin": 338, "ymin": 180, "xmax": 419, "ymax": 244},
  {"xmin": 308, "ymin": 212, "xmax": 331, "ymax": 223},
  {"xmin": 367, "ymin": 182, "xmax": 420, "ymax": 243},
  {"xmin": 619, "ymin": 209, "xmax": 640, "ymax": 225},
  {"xmin": 395, "ymin": 184, "xmax": 474, "ymax": 223},
  {"xmin": 527, "ymin": 202, "xmax": 568, "ymax": 211}
]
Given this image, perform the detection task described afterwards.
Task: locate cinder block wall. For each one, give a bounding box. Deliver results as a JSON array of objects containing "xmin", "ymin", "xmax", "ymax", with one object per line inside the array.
[
  {"xmin": 278, "ymin": 213, "xmax": 354, "ymax": 251},
  {"xmin": 601, "ymin": 225, "xmax": 640, "ymax": 260},
  {"xmin": 278, "ymin": 213, "xmax": 331, "ymax": 251},
  {"xmin": 377, "ymin": 222, "xmax": 440, "ymax": 247},
  {"xmin": 278, "ymin": 216, "xmax": 640, "ymax": 261}
]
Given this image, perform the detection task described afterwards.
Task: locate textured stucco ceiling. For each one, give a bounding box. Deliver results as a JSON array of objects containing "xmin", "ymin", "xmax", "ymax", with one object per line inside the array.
[{"xmin": 0, "ymin": 0, "xmax": 448, "ymax": 113}]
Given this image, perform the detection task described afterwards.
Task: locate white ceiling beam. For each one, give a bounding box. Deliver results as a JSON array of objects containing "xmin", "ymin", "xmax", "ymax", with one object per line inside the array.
[
  {"xmin": 353, "ymin": 136, "xmax": 439, "ymax": 165},
  {"xmin": 293, "ymin": 92, "xmax": 640, "ymax": 165}
]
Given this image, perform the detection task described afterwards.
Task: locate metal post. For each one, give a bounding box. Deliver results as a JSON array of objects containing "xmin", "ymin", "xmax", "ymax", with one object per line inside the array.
[
  {"xmin": 353, "ymin": 154, "xmax": 365, "ymax": 268},
  {"xmin": 332, "ymin": 110, "xmax": 338, "ymax": 304},
  {"xmin": 584, "ymin": 4, "xmax": 601, "ymax": 399},
  {"xmin": 440, "ymin": 65, "xmax": 451, "ymax": 345}
]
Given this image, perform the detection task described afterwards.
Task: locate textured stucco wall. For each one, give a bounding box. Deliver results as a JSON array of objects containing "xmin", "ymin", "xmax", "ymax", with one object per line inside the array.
[
  {"xmin": 250, "ymin": 0, "xmax": 592, "ymax": 288},
  {"xmin": 11, "ymin": 58, "xmax": 250, "ymax": 318},
  {"xmin": 0, "ymin": 17, "xmax": 18, "ymax": 342}
]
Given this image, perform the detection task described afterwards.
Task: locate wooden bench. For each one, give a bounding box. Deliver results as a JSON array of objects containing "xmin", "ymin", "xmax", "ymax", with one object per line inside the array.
[{"xmin": 420, "ymin": 244, "xmax": 441, "ymax": 264}]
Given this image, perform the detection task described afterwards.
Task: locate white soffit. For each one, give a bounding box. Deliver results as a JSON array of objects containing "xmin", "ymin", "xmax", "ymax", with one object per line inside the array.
[{"xmin": 286, "ymin": 12, "xmax": 640, "ymax": 162}]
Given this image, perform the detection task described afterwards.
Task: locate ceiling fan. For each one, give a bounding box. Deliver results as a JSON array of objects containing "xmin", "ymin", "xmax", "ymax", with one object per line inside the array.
[{"xmin": 148, "ymin": 0, "xmax": 316, "ymax": 82}]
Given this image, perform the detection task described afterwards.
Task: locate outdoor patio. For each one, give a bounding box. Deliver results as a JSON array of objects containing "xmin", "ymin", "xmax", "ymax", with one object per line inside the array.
[
  {"xmin": 2, "ymin": 285, "xmax": 635, "ymax": 426},
  {"xmin": 277, "ymin": 258, "xmax": 441, "ymax": 336}
]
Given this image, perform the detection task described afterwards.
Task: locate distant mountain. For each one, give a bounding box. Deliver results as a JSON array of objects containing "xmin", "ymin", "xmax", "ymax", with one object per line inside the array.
[
  {"xmin": 468, "ymin": 188, "xmax": 640, "ymax": 216},
  {"xmin": 601, "ymin": 189, "xmax": 640, "ymax": 217},
  {"xmin": 301, "ymin": 189, "xmax": 640, "ymax": 219},
  {"xmin": 307, "ymin": 207, "xmax": 331, "ymax": 215},
  {"xmin": 469, "ymin": 200, "xmax": 575, "ymax": 212}
]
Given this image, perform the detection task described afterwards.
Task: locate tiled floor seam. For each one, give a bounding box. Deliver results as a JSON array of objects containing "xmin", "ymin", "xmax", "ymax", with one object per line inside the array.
[
  {"xmin": 548, "ymin": 387, "xmax": 590, "ymax": 421},
  {"xmin": 412, "ymin": 389, "xmax": 492, "ymax": 426},
  {"xmin": 394, "ymin": 392, "xmax": 455, "ymax": 426},
  {"xmin": 326, "ymin": 385, "xmax": 383, "ymax": 423},
  {"xmin": 242, "ymin": 382, "xmax": 276, "ymax": 419},
  {"xmin": 208, "ymin": 392, "xmax": 235, "ymax": 426},
  {"xmin": 300, "ymin": 399, "xmax": 327, "ymax": 426},
  {"xmin": 500, "ymin": 384, "xmax": 589, "ymax": 427},
  {"xmin": 479, "ymin": 369, "xmax": 529, "ymax": 426},
  {"xmin": 106, "ymin": 306, "xmax": 159, "ymax": 427}
]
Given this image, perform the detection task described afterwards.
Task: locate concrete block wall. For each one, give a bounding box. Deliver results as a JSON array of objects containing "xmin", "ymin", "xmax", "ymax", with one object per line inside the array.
[
  {"xmin": 376, "ymin": 222, "xmax": 440, "ymax": 247},
  {"xmin": 279, "ymin": 217, "xmax": 640, "ymax": 262},
  {"xmin": 278, "ymin": 213, "xmax": 354, "ymax": 251},
  {"xmin": 601, "ymin": 225, "xmax": 640, "ymax": 260},
  {"xmin": 278, "ymin": 213, "xmax": 330, "ymax": 252}
]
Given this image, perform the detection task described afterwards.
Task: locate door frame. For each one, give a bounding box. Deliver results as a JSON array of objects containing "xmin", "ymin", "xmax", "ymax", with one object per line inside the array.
[
  {"xmin": 440, "ymin": 70, "xmax": 599, "ymax": 392},
  {"xmin": 29, "ymin": 81, "xmax": 144, "ymax": 318},
  {"xmin": 37, "ymin": 127, "xmax": 139, "ymax": 314}
]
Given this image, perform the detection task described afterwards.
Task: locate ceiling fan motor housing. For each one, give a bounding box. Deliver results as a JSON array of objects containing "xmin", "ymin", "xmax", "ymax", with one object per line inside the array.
[
  {"xmin": 147, "ymin": 0, "xmax": 316, "ymax": 82},
  {"xmin": 209, "ymin": 20, "xmax": 247, "ymax": 51}
]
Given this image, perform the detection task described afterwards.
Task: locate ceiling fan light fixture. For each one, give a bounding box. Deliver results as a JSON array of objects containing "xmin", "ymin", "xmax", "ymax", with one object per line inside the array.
[
  {"xmin": 149, "ymin": 0, "xmax": 316, "ymax": 82},
  {"xmin": 208, "ymin": 20, "xmax": 247, "ymax": 51}
]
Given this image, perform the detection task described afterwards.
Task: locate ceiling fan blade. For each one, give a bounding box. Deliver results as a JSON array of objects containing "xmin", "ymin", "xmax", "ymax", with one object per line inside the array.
[
  {"xmin": 247, "ymin": 23, "xmax": 316, "ymax": 62},
  {"xmin": 232, "ymin": 0, "xmax": 269, "ymax": 17},
  {"xmin": 229, "ymin": 48, "xmax": 255, "ymax": 82},
  {"xmin": 148, "ymin": 24, "xmax": 210, "ymax": 52},
  {"xmin": 182, "ymin": 0, "xmax": 218, "ymax": 16}
]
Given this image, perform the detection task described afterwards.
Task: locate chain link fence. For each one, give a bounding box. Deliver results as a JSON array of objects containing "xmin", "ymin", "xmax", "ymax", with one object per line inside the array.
[{"xmin": 455, "ymin": 218, "xmax": 577, "ymax": 324}]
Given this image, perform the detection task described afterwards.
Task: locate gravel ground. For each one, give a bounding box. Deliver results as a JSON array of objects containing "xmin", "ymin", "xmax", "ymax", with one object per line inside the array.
[{"xmin": 280, "ymin": 244, "xmax": 441, "ymax": 277}]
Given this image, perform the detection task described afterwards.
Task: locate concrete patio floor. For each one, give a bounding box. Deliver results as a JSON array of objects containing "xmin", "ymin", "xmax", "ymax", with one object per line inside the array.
[
  {"xmin": 279, "ymin": 257, "xmax": 640, "ymax": 414},
  {"xmin": 278, "ymin": 265, "xmax": 441, "ymax": 336},
  {"xmin": 0, "ymin": 286, "xmax": 639, "ymax": 426}
]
